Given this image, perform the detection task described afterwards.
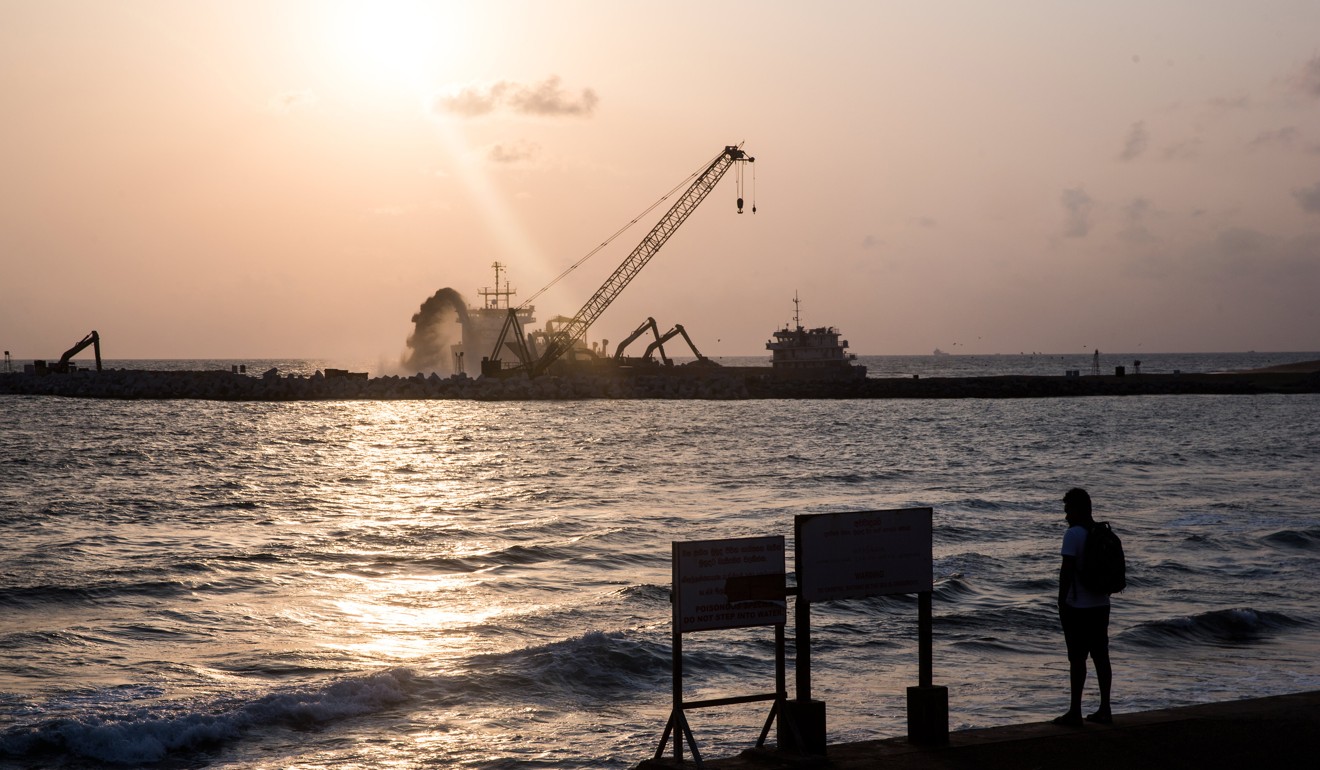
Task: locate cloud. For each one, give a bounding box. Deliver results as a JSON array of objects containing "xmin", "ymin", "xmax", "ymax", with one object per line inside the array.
[
  {"xmin": 487, "ymin": 141, "xmax": 540, "ymax": 164},
  {"xmin": 1194, "ymin": 227, "xmax": 1320, "ymax": 283},
  {"xmin": 436, "ymin": 84, "xmax": 506, "ymax": 116},
  {"xmin": 1162, "ymin": 137, "xmax": 1202, "ymax": 160},
  {"xmin": 1060, "ymin": 187, "xmax": 1095, "ymax": 238},
  {"xmin": 433, "ymin": 76, "xmax": 599, "ymax": 118},
  {"xmin": 1207, "ymin": 94, "xmax": 1250, "ymax": 112},
  {"xmin": 1248, "ymin": 126, "xmax": 1299, "ymax": 150},
  {"xmin": 1293, "ymin": 181, "xmax": 1320, "ymax": 214},
  {"xmin": 1292, "ymin": 55, "xmax": 1320, "ymax": 98},
  {"xmin": 1119, "ymin": 121, "xmax": 1148, "ymax": 161},
  {"xmin": 1120, "ymin": 197, "xmax": 1157, "ymax": 244},
  {"xmin": 507, "ymin": 76, "xmax": 599, "ymax": 116},
  {"xmin": 269, "ymin": 89, "xmax": 317, "ymax": 113}
]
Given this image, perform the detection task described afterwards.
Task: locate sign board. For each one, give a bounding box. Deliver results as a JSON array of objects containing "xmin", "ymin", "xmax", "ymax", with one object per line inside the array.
[
  {"xmin": 796, "ymin": 508, "xmax": 933, "ymax": 603},
  {"xmin": 673, "ymin": 536, "xmax": 786, "ymax": 633}
]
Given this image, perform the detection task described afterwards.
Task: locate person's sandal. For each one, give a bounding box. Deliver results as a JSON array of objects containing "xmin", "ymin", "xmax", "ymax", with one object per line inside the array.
[
  {"xmin": 1085, "ymin": 710, "xmax": 1113, "ymax": 725},
  {"xmin": 1053, "ymin": 712, "xmax": 1083, "ymax": 727}
]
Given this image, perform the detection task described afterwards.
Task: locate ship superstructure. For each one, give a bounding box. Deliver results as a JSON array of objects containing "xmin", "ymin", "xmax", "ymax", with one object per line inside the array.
[
  {"xmin": 455, "ymin": 262, "xmax": 535, "ymax": 375},
  {"xmin": 765, "ymin": 294, "xmax": 865, "ymax": 380}
]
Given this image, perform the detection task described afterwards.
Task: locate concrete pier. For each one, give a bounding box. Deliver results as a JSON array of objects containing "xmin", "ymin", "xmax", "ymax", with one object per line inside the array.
[{"xmin": 638, "ymin": 691, "xmax": 1320, "ymax": 769}]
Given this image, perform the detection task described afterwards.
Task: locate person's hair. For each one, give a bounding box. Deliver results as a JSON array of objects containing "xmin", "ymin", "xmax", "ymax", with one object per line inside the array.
[{"xmin": 1063, "ymin": 487, "xmax": 1093, "ymax": 519}]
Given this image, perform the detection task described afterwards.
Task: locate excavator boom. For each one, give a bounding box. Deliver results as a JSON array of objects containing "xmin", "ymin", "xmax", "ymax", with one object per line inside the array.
[
  {"xmin": 613, "ymin": 317, "xmax": 662, "ymax": 359},
  {"xmin": 53, "ymin": 330, "xmax": 102, "ymax": 373}
]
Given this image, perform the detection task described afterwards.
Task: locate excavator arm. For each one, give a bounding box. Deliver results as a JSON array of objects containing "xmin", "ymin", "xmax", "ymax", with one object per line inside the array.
[
  {"xmin": 54, "ymin": 330, "xmax": 101, "ymax": 373},
  {"xmin": 641, "ymin": 324, "xmax": 710, "ymax": 365},
  {"xmin": 613, "ymin": 317, "xmax": 663, "ymax": 359},
  {"xmin": 671, "ymin": 324, "xmax": 710, "ymax": 363}
]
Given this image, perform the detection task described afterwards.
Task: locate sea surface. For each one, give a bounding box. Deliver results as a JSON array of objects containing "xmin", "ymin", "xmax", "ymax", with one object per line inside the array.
[{"xmin": 2, "ymin": 353, "xmax": 1319, "ymax": 768}]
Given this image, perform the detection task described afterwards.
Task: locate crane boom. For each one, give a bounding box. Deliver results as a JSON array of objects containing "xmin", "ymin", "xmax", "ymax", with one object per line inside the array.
[{"xmin": 485, "ymin": 145, "xmax": 753, "ymax": 378}]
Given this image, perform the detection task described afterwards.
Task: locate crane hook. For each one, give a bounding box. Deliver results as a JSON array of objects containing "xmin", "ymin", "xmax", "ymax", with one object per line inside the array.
[{"xmin": 737, "ymin": 196, "xmax": 744, "ymax": 214}]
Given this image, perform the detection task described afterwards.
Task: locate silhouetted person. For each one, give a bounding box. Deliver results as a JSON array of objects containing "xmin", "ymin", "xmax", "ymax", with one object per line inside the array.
[{"xmin": 1054, "ymin": 487, "xmax": 1112, "ymax": 726}]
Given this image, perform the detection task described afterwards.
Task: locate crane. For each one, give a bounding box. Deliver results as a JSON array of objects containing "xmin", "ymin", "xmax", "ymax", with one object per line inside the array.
[{"xmin": 482, "ymin": 144, "xmax": 754, "ymax": 378}]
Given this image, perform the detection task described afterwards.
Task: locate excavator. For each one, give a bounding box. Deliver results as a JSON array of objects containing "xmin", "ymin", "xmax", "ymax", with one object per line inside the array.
[
  {"xmin": 613, "ymin": 317, "xmax": 714, "ymax": 367},
  {"xmin": 482, "ymin": 144, "xmax": 754, "ymax": 378},
  {"xmin": 613, "ymin": 318, "xmax": 666, "ymax": 364},
  {"xmin": 44, "ymin": 330, "xmax": 102, "ymax": 373}
]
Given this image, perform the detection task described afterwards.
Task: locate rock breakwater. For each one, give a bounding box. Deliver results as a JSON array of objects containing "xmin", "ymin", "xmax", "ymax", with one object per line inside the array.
[{"xmin": 2, "ymin": 367, "xmax": 1317, "ymax": 401}]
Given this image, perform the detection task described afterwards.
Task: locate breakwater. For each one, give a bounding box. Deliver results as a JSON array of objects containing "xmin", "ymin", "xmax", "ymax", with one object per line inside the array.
[{"xmin": 3, "ymin": 366, "xmax": 1318, "ymax": 400}]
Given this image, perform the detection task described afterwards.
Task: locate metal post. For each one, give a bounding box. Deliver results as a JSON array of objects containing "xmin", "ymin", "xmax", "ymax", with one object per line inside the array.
[
  {"xmin": 918, "ymin": 591, "xmax": 932, "ymax": 688},
  {"xmin": 795, "ymin": 596, "xmax": 811, "ymax": 701},
  {"xmin": 776, "ymin": 623, "xmax": 786, "ymax": 699},
  {"xmin": 673, "ymin": 594, "xmax": 684, "ymax": 761}
]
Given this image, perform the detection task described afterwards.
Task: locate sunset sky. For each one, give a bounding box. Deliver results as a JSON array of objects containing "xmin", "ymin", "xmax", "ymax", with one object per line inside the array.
[{"xmin": 4, "ymin": 1, "xmax": 1319, "ymax": 364}]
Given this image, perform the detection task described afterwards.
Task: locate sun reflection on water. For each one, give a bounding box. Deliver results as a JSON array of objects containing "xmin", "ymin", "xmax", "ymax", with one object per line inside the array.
[{"xmin": 323, "ymin": 572, "xmax": 507, "ymax": 661}]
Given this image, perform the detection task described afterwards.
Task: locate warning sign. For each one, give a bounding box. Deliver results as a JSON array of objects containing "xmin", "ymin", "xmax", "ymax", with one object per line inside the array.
[
  {"xmin": 796, "ymin": 508, "xmax": 933, "ymax": 603},
  {"xmin": 673, "ymin": 536, "xmax": 786, "ymax": 633}
]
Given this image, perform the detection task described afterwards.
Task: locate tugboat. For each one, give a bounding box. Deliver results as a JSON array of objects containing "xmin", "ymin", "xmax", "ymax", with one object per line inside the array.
[{"xmin": 765, "ymin": 293, "xmax": 866, "ymax": 380}]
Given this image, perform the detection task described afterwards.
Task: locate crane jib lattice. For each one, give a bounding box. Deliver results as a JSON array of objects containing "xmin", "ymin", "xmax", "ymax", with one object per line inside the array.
[{"xmin": 525, "ymin": 146, "xmax": 752, "ymax": 377}]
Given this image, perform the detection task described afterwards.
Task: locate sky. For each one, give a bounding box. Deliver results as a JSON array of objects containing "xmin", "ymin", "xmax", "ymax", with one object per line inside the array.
[{"xmin": 3, "ymin": 0, "xmax": 1319, "ymax": 364}]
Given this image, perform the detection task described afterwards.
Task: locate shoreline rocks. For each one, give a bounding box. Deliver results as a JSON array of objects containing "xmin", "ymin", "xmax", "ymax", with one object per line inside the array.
[{"xmin": 2, "ymin": 367, "xmax": 1317, "ymax": 401}]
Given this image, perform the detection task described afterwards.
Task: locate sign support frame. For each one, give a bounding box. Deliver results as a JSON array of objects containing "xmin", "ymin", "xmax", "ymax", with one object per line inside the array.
[{"xmin": 655, "ymin": 536, "xmax": 789, "ymax": 767}]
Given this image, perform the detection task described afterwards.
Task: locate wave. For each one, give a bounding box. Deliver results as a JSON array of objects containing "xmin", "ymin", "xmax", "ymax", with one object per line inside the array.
[
  {"xmin": 0, "ymin": 668, "xmax": 414, "ymax": 766},
  {"xmin": 466, "ymin": 630, "xmax": 673, "ymax": 703},
  {"xmin": 1261, "ymin": 528, "xmax": 1320, "ymax": 550},
  {"xmin": 0, "ymin": 580, "xmax": 190, "ymax": 609},
  {"xmin": 1121, "ymin": 608, "xmax": 1310, "ymax": 648}
]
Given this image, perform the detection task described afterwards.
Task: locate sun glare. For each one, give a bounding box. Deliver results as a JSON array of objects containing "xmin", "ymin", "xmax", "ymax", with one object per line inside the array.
[{"xmin": 327, "ymin": 1, "xmax": 466, "ymax": 95}]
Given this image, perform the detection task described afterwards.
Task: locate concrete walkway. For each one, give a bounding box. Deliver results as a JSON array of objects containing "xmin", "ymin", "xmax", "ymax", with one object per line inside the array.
[{"xmin": 638, "ymin": 691, "xmax": 1320, "ymax": 770}]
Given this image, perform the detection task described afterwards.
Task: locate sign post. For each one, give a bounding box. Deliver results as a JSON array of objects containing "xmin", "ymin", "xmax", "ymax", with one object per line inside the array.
[
  {"xmin": 794, "ymin": 507, "xmax": 944, "ymax": 749},
  {"xmin": 656, "ymin": 535, "xmax": 787, "ymax": 766}
]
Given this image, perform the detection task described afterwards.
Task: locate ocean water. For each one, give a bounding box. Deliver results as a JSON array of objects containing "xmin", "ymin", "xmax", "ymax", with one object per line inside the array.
[{"xmin": 2, "ymin": 356, "xmax": 1319, "ymax": 768}]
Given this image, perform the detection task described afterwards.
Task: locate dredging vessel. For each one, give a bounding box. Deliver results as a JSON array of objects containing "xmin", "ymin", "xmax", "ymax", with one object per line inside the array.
[{"xmin": 453, "ymin": 262, "xmax": 536, "ymax": 376}]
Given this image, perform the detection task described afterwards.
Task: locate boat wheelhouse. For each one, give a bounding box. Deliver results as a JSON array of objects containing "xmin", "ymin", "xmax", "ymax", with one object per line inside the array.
[{"xmin": 765, "ymin": 294, "xmax": 866, "ymax": 380}]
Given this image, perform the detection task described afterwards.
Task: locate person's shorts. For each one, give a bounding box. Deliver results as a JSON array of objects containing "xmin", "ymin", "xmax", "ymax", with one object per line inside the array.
[{"xmin": 1060, "ymin": 604, "xmax": 1110, "ymax": 661}]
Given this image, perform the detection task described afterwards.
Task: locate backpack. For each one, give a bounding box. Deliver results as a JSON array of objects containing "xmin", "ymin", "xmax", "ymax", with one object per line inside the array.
[{"xmin": 1079, "ymin": 521, "xmax": 1126, "ymax": 595}]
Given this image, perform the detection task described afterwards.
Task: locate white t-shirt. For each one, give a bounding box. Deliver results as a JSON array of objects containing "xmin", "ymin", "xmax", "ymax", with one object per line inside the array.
[{"xmin": 1062, "ymin": 525, "xmax": 1111, "ymax": 608}]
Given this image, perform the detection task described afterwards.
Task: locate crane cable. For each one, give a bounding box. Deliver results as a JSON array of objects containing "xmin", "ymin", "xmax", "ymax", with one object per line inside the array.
[
  {"xmin": 751, "ymin": 160, "xmax": 757, "ymax": 213},
  {"xmin": 735, "ymin": 155, "xmax": 757, "ymax": 214},
  {"xmin": 518, "ymin": 149, "xmax": 727, "ymax": 310}
]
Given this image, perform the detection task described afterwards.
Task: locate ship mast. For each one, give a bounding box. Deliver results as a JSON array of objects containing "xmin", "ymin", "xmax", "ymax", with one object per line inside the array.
[{"xmin": 479, "ymin": 262, "xmax": 517, "ymax": 310}]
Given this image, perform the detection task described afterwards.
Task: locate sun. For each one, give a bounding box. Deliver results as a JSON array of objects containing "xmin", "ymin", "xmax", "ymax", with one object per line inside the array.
[{"xmin": 325, "ymin": 0, "xmax": 468, "ymax": 95}]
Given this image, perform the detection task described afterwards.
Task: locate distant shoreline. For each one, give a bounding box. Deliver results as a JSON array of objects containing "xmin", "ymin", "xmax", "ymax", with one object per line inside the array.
[{"xmin": 1240, "ymin": 359, "xmax": 1320, "ymax": 373}]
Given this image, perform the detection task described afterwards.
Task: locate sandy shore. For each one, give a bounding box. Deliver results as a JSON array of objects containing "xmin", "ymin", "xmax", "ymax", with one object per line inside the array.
[{"xmin": 639, "ymin": 690, "xmax": 1320, "ymax": 769}]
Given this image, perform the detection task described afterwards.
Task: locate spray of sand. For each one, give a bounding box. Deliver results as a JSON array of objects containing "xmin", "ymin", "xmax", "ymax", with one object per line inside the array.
[{"xmin": 401, "ymin": 288, "xmax": 470, "ymax": 375}]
